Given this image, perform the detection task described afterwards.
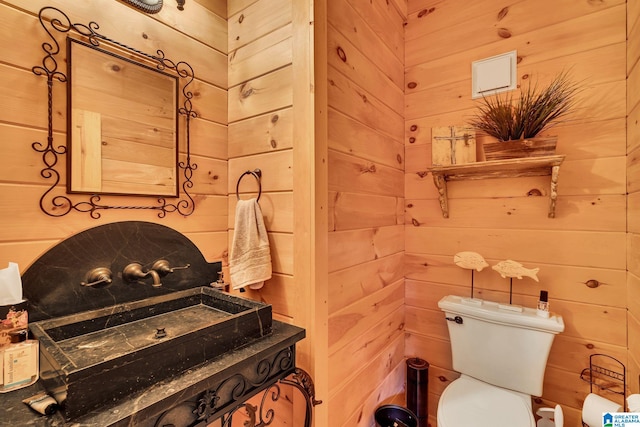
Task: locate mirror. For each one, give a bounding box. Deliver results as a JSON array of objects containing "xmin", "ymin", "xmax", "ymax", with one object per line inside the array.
[
  {"xmin": 68, "ymin": 38, "xmax": 178, "ymax": 197},
  {"xmin": 32, "ymin": 6, "xmax": 197, "ymax": 218}
]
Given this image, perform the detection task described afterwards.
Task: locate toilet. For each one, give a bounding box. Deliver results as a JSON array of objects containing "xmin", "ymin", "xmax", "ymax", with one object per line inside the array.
[{"xmin": 437, "ymin": 295, "xmax": 565, "ymax": 427}]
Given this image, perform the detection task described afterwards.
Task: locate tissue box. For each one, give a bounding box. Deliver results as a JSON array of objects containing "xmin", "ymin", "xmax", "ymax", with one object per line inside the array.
[{"xmin": 0, "ymin": 302, "xmax": 28, "ymax": 349}]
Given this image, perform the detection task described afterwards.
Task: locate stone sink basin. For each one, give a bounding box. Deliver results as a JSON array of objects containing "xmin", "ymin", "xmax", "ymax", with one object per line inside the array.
[{"xmin": 29, "ymin": 286, "xmax": 272, "ymax": 421}]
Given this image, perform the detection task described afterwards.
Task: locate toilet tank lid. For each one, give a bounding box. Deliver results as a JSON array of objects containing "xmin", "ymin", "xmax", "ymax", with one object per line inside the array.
[{"xmin": 438, "ymin": 295, "xmax": 564, "ymax": 333}]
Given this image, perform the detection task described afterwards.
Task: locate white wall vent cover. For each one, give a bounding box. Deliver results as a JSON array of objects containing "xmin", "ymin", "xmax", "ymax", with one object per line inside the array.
[{"xmin": 471, "ymin": 51, "xmax": 517, "ymax": 99}]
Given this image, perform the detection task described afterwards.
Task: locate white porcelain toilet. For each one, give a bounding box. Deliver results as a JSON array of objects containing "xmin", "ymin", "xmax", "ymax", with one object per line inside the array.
[{"xmin": 437, "ymin": 295, "xmax": 565, "ymax": 427}]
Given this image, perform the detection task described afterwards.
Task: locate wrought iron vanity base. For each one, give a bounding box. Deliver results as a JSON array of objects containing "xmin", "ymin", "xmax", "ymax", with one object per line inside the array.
[{"xmin": 154, "ymin": 367, "xmax": 321, "ymax": 427}]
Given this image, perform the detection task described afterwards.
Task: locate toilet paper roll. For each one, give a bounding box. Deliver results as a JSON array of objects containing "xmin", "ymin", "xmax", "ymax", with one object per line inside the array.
[
  {"xmin": 628, "ymin": 394, "xmax": 640, "ymax": 412},
  {"xmin": 582, "ymin": 393, "xmax": 622, "ymax": 427}
]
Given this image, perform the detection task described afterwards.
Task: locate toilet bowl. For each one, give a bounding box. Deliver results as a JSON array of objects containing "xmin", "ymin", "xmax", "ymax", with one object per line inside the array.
[
  {"xmin": 437, "ymin": 375, "xmax": 535, "ymax": 427},
  {"xmin": 437, "ymin": 295, "xmax": 565, "ymax": 427}
]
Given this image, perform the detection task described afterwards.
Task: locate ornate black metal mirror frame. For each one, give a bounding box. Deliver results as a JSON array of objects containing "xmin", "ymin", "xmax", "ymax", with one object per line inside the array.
[
  {"xmin": 121, "ymin": 0, "xmax": 164, "ymax": 14},
  {"xmin": 32, "ymin": 6, "xmax": 197, "ymax": 218}
]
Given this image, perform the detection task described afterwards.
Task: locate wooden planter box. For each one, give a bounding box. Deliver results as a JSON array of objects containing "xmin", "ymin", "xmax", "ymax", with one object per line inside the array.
[{"xmin": 482, "ymin": 136, "xmax": 557, "ymax": 161}]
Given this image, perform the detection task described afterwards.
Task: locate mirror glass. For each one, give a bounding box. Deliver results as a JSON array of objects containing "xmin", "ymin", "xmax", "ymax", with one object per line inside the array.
[{"xmin": 68, "ymin": 38, "xmax": 179, "ymax": 197}]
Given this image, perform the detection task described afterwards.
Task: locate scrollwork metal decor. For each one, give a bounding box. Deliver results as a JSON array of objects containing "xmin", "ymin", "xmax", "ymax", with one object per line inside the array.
[
  {"xmin": 32, "ymin": 6, "xmax": 197, "ymax": 218},
  {"xmin": 121, "ymin": 0, "xmax": 163, "ymax": 14}
]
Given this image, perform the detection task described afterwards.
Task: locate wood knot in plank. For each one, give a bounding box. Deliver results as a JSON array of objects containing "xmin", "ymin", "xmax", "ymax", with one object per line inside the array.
[
  {"xmin": 240, "ymin": 83, "xmax": 254, "ymax": 99},
  {"xmin": 585, "ymin": 279, "xmax": 600, "ymax": 288},
  {"xmin": 238, "ymin": 14, "xmax": 245, "ymax": 23},
  {"xmin": 411, "ymin": 218, "xmax": 420, "ymax": 226},
  {"xmin": 271, "ymin": 114, "xmax": 279, "ymax": 123},
  {"xmin": 497, "ymin": 28, "xmax": 512, "ymax": 38},
  {"xmin": 416, "ymin": 171, "xmax": 428, "ymax": 178},
  {"xmin": 360, "ymin": 164, "xmax": 376, "ymax": 173},
  {"xmin": 407, "ymin": 81, "xmax": 418, "ymax": 89},
  {"xmin": 417, "ymin": 7, "xmax": 435, "ymax": 18},
  {"xmin": 410, "ymin": 124, "xmax": 418, "ymax": 131},
  {"xmin": 336, "ymin": 46, "xmax": 347, "ymax": 62},
  {"xmin": 497, "ymin": 7, "xmax": 509, "ymax": 20},
  {"xmin": 270, "ymin": 139, "xmax": 277, "ymax": 148}
]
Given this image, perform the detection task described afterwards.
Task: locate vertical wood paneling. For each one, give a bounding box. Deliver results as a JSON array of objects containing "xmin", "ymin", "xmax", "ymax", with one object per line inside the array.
[{"xmin": 405, "ymin": 1, "xmax": 628, "ymax": 424}]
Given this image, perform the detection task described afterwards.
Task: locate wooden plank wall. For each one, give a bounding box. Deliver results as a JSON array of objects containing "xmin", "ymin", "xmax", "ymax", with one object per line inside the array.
[
  {"xmin": 226, "ymin": 0, "xmax": 294, "ymax": 321},
  {"xmin": 628, "ymin": 0, "xmax": 640, "ymax": 400},
  {"xmin": 226, "ymin": 0, "xmax": 300, "ymax": 424},
  {"xmin": 0, "ymin": 0, "xmax": 228, "ymax": 277},
  {"xmin": 404, "ymin": 1, "xmax": 628, "ymax": 425},
  {"xmin": 326, "ymin": 1, "xmax": 407, "ymax": 426}
]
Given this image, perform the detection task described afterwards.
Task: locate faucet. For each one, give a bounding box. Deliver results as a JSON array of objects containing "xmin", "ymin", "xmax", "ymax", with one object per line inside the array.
[{"xmin": 122, "ymin": 262, "xmax": 162, "ymax": 287}]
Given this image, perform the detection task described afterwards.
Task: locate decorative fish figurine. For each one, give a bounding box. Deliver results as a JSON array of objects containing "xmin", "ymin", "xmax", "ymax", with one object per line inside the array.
[
  {"xmin": 453, "ymin": 251, "xmax": 489, "ymax": 271},
  {"xmin": 492, "ymin": 260, "xmax": 540, "ymax": 282}
]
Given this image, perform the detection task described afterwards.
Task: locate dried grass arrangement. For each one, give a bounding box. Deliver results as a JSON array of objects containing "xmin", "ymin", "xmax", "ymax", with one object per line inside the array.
[{"xmin": 470, "ymin": 71, "xmax": 581, "ymax": 142}]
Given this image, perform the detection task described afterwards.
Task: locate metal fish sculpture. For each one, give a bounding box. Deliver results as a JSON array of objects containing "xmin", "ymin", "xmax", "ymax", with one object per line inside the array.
[
  {"xmin": 492, "ymin": 260, "xmax": 540, "ymax": 282},
  {"xmin": 453, "ymin": 251, "xmax": 489, "ymax": 271}
]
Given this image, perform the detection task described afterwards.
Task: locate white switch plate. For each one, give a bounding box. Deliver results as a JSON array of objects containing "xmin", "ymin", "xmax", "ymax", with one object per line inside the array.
[{"xmin": 471, "ymin": 50, "xmax": 517, "ymax": 99}]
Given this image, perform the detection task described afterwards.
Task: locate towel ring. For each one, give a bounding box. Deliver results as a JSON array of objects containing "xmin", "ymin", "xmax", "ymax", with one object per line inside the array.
[{"xmin": 236, "ymin": 169, "xmax": 262, "ymax": 202}]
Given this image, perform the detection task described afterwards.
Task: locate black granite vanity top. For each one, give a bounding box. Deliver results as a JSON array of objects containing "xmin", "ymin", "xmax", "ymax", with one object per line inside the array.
[
  {"xmin": 4, "ymin": 221, "xmax": 309, "ymax": 425},
  {"xmin": 1, "ymin": 320, "xmax": 304, "ymax": 426}
]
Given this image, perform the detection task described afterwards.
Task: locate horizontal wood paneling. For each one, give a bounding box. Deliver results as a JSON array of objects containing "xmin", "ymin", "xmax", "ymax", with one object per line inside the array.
[
  {"xmin": 405, "ymin": 1, "xmax": 628, "ymax": 421},
  {"xmin": 0, "ymin": 0, "xmax": 229, "ymax": 315},
  {"xmin": 406, "ymin": 256, "xmax": 626, "ymax": 307},
  {"xmin": 228, "ymin": 0, "xmax": 291, "ymax": 52},
  {"xmin": 329, "ymin": 0, "xmax": 404, "ymax": 87},
  {"xmin": 328, "ymin": 150, "xmax": 404, "ymax": 198},
  {"xmin": 228, "ymin": 25, "xmax": 292, "ymax": 87},
  {"xmin": 328, "ymin": 25, "xmax": 404, "ymax": 113},
  {"xmin": 329, "ymin": 109, "xmax": 405, "ymax": 170},
  {"xmin": 329, "ymin": 225, "xmax": 404, "ymax": 273},
  {"xmin": 228, "ymin": 65, "xmax": 293, "ymax": 122},
  {"xmin": 328, "ymin": 66, "xmax": 404, "ymax": 141},
  {"xmin": 405, "ymin": 2, "xmax": 625, "ymax": 66},
  {"xmin": 405, "ymin": 195, "xmax": 626, "ymax": 232},
  {"xmin": 407, "ymin": 227, "xmax": 626, "ymax": 269},
  {"xmin": 228, "ymin": 107, "xmax": 294, "ymax": 158},
  {"xmin": 326, "ymin": 1, "xmax": 406, "ymax": 424},
  {"xmin": 328, "ymin": 252, "xmax": 404, "ymax": 314},
  {"xmin": 328, "ymin": 307, "xmax": 405, "ymax": 390},
  {"xmin": 226, "ymin": 0, "xmax": 294, "ymax": 341},
  {"xmin": 630, "ymin": 0, "xmax": 640, "ymax": 396},
  {"xmin": 329, "ymin": 191, "xmax": 403, "ymax": 231}
]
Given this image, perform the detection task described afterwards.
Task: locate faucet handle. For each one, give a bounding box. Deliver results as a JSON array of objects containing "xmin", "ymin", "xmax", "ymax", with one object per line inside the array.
[
  {"xmin": 152, "ymin": 260, "xmax": 190, "ymax": 277},
  {"xmin": 81, "ymin": 267, "xmax": 113, "ymax": 288}
]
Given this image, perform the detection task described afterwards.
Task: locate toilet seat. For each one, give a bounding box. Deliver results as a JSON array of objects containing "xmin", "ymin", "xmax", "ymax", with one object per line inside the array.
[{"xmin": 437, "ymin": 375, "xmax": 535, "ymax": 427}]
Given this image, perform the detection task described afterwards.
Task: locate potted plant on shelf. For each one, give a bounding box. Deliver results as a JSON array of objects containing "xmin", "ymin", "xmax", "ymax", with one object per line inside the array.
[{"xmin": 469, "ymin": 71, "xmax": 581, "ymax": 161}]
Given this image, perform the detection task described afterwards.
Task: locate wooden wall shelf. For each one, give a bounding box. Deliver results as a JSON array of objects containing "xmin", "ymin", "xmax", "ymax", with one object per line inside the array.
[{"xmin": 428, "ymin": 155, "xmax": 566, "ymax": 219}]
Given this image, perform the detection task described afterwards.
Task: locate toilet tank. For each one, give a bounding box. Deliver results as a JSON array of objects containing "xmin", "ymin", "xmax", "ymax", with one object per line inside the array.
[{"xmin": 438, "ymin": 295, "xmax": 564, "ymax": 397}]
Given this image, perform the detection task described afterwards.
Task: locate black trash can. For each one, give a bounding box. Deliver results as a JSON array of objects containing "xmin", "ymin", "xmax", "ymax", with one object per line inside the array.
[{"xmin": 374, "ymin": 404, "xmax": 418, "ymax": 427}]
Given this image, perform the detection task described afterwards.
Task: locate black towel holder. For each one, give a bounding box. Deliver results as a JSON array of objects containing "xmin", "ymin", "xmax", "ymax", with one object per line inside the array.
[{"xmin": 236, "ymin": 169, "xmax": 262, "ymax": 202}]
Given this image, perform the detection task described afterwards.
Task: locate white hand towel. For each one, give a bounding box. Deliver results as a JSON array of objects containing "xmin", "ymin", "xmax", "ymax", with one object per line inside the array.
[{"xmin": 230, "ymin": 198, "xmax": 272, "ymax": 290}]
